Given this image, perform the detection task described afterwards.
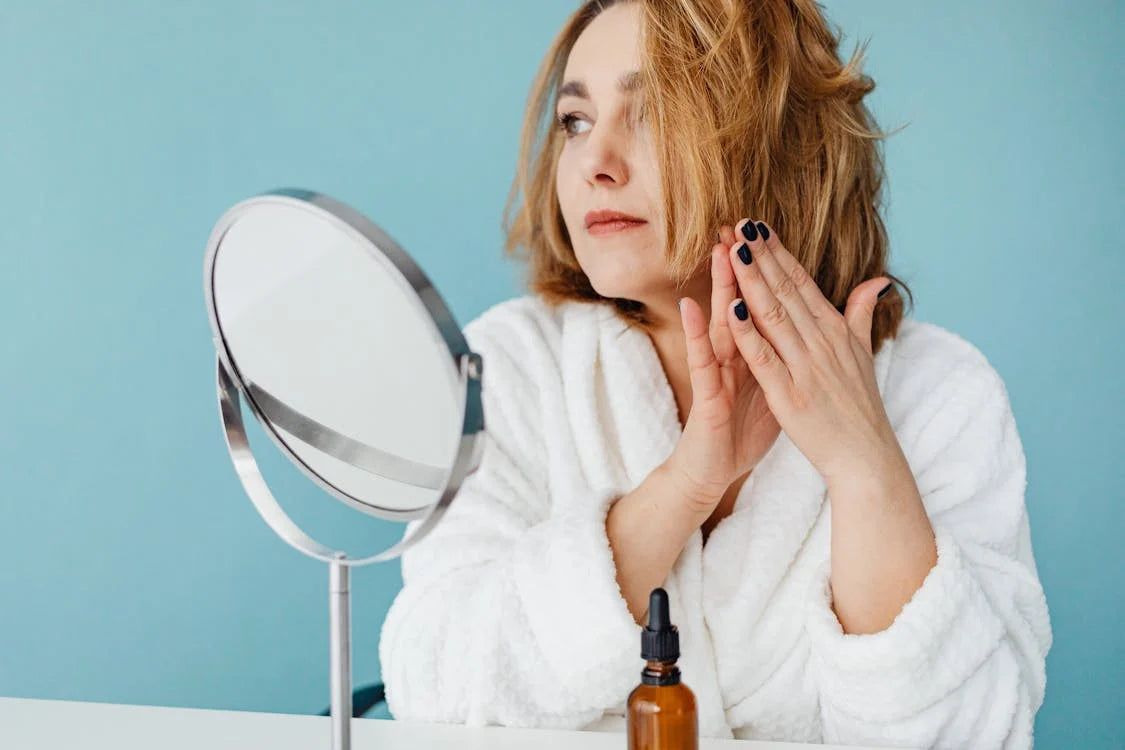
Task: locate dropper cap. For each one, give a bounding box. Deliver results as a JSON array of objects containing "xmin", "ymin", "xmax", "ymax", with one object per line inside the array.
[{"xmin": 640, "ymin": 587, "xmax": 680, "ymax": 662}]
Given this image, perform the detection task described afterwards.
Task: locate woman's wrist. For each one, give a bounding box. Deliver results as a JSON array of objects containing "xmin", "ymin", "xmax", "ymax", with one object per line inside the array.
[
  {"xmin": 607, "ymin": 460, "xmax": 716, "ymax": 623},
  {"xmin": 659, "ymin": 452, "xmax": 725, "ymax": 517}
]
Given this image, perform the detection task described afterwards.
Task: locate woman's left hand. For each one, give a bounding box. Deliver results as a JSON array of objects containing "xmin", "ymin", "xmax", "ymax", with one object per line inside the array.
[{"xmin": 722, "ymin": 218, "xmax": 904, "ymax": 487}]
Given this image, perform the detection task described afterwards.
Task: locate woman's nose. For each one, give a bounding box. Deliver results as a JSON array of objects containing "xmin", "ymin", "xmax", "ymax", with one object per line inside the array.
[{"xmin": 580, "ymin": 123, "xmax": 630, "ymax": 187}]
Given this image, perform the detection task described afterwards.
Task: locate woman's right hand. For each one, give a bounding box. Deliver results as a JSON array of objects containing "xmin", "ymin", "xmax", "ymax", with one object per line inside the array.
[{"xmin": 665, "ymin": 224, "xmax": 782, "ymax": 513}]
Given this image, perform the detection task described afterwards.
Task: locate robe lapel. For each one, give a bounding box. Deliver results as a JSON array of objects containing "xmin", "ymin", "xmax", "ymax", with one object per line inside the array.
[{"xmin": 588, "ymin": 302, "xmax": 683, "ymax": 489}]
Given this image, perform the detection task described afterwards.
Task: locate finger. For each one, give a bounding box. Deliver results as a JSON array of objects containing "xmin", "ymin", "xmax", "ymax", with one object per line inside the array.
[
  {"xmin": 843, "ymin": 278, "xmax": 892, "ymax": 357},
  {"xmin": 727, "ymin": 297, "xmax": 792, "ymax": 398},
  {"xmin": 709, "ymin": 246, "xmax": 739, "ymax": 364},
  {"xmin": 734, "ymin": 219, "xmax": 822, "ymax": 345},
  {"xmin": 679, "ymin": 297, "xmax": 723, "ymax": 404},
  {"xmin": 728, "ymin": 225, "xmax": 808, "ymax": 367},
  {"xmin": 719, "ymin": 224, "xmax": 737, "ymax": 249},
  {"xmin": 752, "ymin": 219, "xmax": 839, "ymax": 323}
]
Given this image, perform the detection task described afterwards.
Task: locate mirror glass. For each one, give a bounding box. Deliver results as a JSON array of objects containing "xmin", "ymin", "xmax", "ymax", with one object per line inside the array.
[{"xmin": 210, "ymin": 198, "xmax": 464, "ymax": 517}]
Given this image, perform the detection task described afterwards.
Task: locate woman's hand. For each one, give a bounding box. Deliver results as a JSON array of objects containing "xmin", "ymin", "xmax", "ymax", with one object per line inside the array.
[
  {"xmin": 666, "ymin": 224, "xmax": 782, "ymax": 512},
  {"xmin": 720, "ymin": 218, "xmax": 903, "ymax": 487}
]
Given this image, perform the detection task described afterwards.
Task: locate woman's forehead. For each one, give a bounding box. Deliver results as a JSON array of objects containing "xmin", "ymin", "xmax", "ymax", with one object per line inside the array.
[{"xmin": 562, "ymin": 4, "xmax": 641, "ymax": 92}]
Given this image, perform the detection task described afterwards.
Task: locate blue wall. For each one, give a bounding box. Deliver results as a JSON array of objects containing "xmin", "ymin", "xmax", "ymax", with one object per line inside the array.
[{"xmin": 0, "ymin": 1, "xmax": 1120, "ymax": 745}]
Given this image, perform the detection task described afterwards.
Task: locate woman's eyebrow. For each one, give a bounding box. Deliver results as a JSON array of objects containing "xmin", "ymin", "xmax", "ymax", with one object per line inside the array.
[{"xmin": 557, "ymin": 71, "xmax": 641, "ymax": 101}]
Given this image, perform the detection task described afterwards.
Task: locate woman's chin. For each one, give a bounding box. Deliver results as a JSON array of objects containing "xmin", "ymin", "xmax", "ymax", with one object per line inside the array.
[
  {"xmin": 588, "ymin": 275, "xmax": 665, "ymax": 305},
  {"xmin": 578, "ymin": 252, "xmax": 670, "ymax": 304}
]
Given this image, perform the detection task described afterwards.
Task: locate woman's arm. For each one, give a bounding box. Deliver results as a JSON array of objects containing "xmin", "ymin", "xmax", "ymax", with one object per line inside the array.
[
  {"xmin": 806, "ymin": 359, "xmax": 1052, "ymax": 749},
  {"xmin": 825, "ymin": 449, "xmax": 938, "ymax": 635},
  {"xmin": 380, "ymin": 430, "xmax": 709, "ymax": 726},
  {"xmin": 606, "ymin": 459, "xmax": 713, "ymax": 624}
]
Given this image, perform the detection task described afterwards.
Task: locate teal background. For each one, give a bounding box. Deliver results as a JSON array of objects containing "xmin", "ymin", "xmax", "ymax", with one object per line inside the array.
[{"xmin": 1, "ymin": 1, "xmax": 1121, "ymax": 746}]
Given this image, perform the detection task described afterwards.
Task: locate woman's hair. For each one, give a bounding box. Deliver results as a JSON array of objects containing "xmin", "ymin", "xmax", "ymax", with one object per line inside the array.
[{"xmin": 502, "ymin": 0, "xmax": 913, "ymax": 354}]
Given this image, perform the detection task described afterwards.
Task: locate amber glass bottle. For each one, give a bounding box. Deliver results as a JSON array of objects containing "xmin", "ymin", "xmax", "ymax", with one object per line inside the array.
[{"xmin": 627, "ymin": 588, "xmax": 698, "ymax": 750}]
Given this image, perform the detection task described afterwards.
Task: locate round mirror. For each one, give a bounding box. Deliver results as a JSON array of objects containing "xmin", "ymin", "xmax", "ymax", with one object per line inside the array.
[
  {"xmin": 203, "ymin": 188, "xmax": 485, "ymax": 749},
  {"xmin": 203, "ymin": 188, "xmax": 485, "ymax": 565}
]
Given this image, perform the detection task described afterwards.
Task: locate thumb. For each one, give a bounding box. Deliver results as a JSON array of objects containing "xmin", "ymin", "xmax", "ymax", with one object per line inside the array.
[
  {"xmin": 843, "ymin": 278, "xmax": 892, "ymax": 356},
  {"xmin": 679, "ymin": 297, "xmax": 722, "ymax": 404}
]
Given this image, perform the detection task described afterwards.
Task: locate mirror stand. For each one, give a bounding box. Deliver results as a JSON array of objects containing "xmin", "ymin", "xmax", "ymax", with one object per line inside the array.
[{"xmin": 329, "ymin": 555, "xmax": 352, "ymax": 750}]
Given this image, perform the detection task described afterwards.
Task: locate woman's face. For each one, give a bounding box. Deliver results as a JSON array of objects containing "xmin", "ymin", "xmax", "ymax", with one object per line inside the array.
[{"xmin": 555, "ymin": 3, "xmax": 669, "ymax": 303}]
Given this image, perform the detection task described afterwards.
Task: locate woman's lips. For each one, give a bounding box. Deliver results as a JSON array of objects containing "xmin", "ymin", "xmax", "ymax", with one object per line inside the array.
[{"xmin": 587, "ymin": 219, "xmax": 647, "ymax": 236}]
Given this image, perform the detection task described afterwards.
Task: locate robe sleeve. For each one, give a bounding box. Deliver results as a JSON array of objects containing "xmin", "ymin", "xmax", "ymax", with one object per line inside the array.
[
  {"xmin": 378, "ymin": 316, "xmax": 641, "ymax": 728},
  {"xmin": 805, "ymin": 355, "xmax": 1052, "ymax": 749}
]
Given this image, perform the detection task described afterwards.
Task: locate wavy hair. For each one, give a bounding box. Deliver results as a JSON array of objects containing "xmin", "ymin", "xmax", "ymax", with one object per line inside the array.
[{"xmin": 502, "ymin": 0, "xmax": 913, "ymax": 354}]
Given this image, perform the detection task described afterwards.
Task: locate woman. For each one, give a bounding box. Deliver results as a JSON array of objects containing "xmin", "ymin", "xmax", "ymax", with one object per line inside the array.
[{"xmin": 380, "ymin": 1, "xmax": 1052, "ymax": 746}]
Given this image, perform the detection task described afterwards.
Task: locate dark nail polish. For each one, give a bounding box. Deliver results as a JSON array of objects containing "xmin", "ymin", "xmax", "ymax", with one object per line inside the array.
[
  {"xmin": 737, "ymin": 242, "xmax": 752, "ymax": 265},
  {"xmin": 756, "ymin": 221, "xmax": 770, "ymax": 240},
  {"xmin": 878, "ymin": 282, "xmax": 892, "ymax": 299},
  {"xmin": 740, "ymin": 221, "xmax": 758, "ymax": 242},
  {"xmin": 734, "ymin": 300, "xmax": 749, "ymax": 321}
]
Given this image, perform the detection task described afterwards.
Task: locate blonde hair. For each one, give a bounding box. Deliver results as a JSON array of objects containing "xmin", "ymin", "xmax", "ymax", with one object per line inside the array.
[{"xmin": 502, "ymin": 0, "xmax": 913, "ymax": 354}]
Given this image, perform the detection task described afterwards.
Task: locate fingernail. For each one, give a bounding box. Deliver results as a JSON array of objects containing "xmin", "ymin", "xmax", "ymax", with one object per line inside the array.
[
  {"xmin": 737, "ymin": 242, "xmax": 752, "ymax": 265},
  {"xmin": 740, "ymin": 221, "xmax": 758, "ymax": 242},
  {"xmin": 755, "ymin": 221, "xmax": 770, "ymax": 240},
  {"xmin": 733, "ymin": 299, "xmax": 749, "ymax": 321},
  {"xmin": 878, "ymin": 282, "xmax": 892, "ymax": 299}
]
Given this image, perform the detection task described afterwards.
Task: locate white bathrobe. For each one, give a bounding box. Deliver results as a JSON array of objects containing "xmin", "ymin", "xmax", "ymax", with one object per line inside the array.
[{"xmin": 379, "ymin": 295, "xmax": 1052, "ymax": 749}]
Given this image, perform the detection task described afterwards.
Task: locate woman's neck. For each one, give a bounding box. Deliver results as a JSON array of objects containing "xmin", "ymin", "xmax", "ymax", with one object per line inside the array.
[{"xmin": 647, "ymin": 323, "xmax": 692, "ymax": 428}]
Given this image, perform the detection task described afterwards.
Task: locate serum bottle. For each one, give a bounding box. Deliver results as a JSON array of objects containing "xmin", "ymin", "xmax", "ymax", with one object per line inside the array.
[{"xmin": 627, "ymin": 588, "xmax": 698, "ymax": 750}]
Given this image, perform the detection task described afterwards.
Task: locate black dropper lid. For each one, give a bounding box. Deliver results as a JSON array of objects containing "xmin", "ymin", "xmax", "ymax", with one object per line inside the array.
[{"xmin": 641, "ymin": 587, "xmax": 680, "ymax": 662}]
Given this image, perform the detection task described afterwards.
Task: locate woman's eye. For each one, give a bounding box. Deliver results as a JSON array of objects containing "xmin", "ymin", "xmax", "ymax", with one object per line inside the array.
[{"xmin": 556, "ymin": 113, "xmax": 590, "ymax": 138}]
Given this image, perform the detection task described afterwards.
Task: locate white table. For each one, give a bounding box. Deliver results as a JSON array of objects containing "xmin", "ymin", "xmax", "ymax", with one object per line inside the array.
[{"xmin": 0, "ymin": 697, "xmax": 892, "ymax": 749}]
